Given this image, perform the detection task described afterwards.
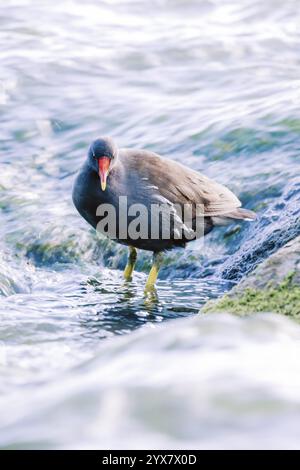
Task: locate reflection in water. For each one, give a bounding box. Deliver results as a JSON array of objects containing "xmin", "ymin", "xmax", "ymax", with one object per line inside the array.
[{"xmin": 79, "ymin": 273, "xmax": 228, "ymax": 338}]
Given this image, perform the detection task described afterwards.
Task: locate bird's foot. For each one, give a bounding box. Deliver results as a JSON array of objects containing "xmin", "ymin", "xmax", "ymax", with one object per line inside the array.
[{"xmin": 144, "ymin": 286, "xmax": 159, "ymax": 305}]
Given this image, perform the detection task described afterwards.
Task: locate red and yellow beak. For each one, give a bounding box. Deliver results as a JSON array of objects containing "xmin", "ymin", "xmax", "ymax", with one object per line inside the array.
[{"xmin": 98, "ymin": 157, "xmax": 110, "ymax": 191}]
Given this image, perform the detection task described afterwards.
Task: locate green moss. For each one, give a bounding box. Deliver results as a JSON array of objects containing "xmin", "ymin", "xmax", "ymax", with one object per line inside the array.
[
  {"xmin": 209, "ymin": 128, "xmax": 277, "ymax": 160},
  {"xmin": 203, "ymin": 274, "xmax": 300, "ymax": 319},
  {"xmin": 278, "ymin": 118, "xmax": 300, "ymax": 134},
  {"xmin": 25, "ymin": 240, "xmax": 82, "ymax": 264}
]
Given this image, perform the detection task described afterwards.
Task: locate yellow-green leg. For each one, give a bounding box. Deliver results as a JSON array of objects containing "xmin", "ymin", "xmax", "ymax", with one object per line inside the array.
[
  {"xmin": 145, "ymin": 252, "xmax": 163, "ymax": 291},
  {"xmin": 123, "ymin": 246, "xmax": 137, "ymax": 281}
]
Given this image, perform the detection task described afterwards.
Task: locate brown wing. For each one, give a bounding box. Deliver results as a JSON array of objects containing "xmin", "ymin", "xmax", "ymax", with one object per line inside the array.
[{"xmin": 123, "ymin": 149, "xmax": 241, "ymax": 216}]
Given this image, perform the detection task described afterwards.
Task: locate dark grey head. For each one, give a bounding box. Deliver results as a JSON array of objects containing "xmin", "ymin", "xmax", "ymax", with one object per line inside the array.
[
  {"xmin": 88, "ymin": 136, "xmax": 118, "ymax": 161},
  {"xmin": 88, "ymin": 137, "xmax": 119, "ymax": 191}
]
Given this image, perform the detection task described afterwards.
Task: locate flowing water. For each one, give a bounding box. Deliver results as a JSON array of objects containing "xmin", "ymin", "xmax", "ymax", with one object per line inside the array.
[{"xmin": 0, "ymin": 0, "xmax": 300, "ymax": 449}]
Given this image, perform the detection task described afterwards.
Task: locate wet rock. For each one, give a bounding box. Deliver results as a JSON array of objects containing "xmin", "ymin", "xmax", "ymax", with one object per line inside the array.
[
  {"xmin": 220, "ymin": 178, "xmax": 300, "ymax": 281},
  {"xmin": 231, "ymin": 236, "xmax": 300, "ymax": 291},
  {"xmin": 204, "ymin": 236, "xmax": 300, "ymax": 319}
]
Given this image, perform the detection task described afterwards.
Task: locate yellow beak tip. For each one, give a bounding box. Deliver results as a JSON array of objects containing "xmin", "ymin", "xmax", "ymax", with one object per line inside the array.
[{"xmin": 101, "ymin": 182, "xmax": 107, "ymax": 191}]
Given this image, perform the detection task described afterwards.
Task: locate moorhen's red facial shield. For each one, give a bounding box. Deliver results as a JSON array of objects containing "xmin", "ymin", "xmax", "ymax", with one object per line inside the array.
[{"xmin": 98, "ymin": 157, "xmax": 111, "ymax": 191}]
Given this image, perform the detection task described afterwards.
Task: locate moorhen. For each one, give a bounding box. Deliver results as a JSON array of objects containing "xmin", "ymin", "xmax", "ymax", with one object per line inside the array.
[{"xmin": 72, "ymin": 137, "xmax": 255, "ymax": 289}]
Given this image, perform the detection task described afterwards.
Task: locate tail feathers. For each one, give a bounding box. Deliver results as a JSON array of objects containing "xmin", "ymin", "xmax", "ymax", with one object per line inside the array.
[
  {"xmin": 212, "ymin": 208, "xmax": 256, "ymax": 227},
  {"xmin": 224, "ymin": 208, "xmax": 256, "ymax": 221}
]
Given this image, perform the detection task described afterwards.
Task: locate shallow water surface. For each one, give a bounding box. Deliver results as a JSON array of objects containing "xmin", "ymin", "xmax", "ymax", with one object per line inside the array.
[{"xmin": 1, "ymin": 0, "xmax": 300, "ymax": 449}]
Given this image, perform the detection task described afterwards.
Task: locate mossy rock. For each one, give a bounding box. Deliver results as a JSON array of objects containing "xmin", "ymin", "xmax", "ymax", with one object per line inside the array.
[
  {"xmin": 204, "ymin": 236, "xmax": 300, "ymax": 320},
  {"xmin": 203, "ymin": 273, "xmax": 300, "ymax": 319}
]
